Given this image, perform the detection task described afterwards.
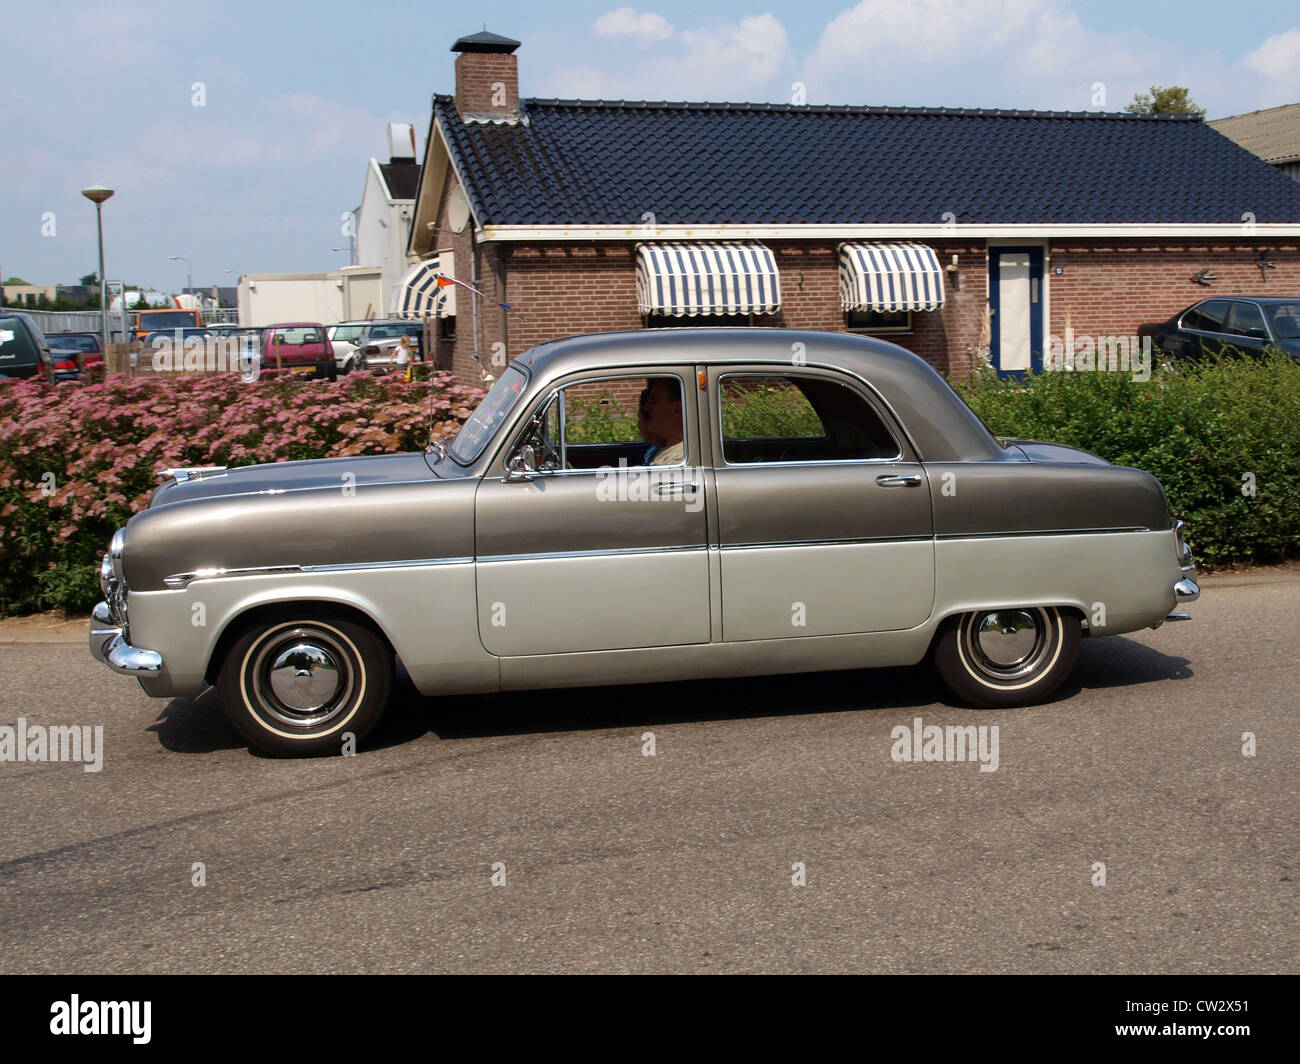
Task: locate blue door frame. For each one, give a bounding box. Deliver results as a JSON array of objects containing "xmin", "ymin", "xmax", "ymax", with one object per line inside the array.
[{"xmin": 988, "ymin": 246, "xmax": 1044, "ymax": 378}]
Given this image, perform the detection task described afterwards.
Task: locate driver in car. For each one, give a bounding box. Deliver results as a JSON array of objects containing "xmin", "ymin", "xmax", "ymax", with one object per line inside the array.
[{"xmin": 644, "ymin": 377, "xmax": 685, "ymax": 465}]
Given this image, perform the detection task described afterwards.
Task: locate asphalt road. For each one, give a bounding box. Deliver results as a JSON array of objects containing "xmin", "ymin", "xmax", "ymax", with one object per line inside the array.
[{"xmin": 1, "ymin": 572, "xmax": 1296, "ymax": 974}]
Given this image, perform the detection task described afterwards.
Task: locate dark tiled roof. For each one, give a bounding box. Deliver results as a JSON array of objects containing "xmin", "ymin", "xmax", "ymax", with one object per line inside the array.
[
  {"xmin": 379, "ymin": 161, "xmax": 420, "ymax": 201},
  {"xmin": 433, "ymin": 96, "xmax": 1300, "ymax": 226}
]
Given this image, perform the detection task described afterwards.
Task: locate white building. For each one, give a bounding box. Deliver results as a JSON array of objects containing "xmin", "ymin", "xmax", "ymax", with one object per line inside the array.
[{"xmin": 354, "ymin": 123, "xmax": 422, "ymax": 314}]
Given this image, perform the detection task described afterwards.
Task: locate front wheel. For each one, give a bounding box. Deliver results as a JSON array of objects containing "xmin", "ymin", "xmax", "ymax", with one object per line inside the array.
[
  {"xmin": 217, "ymin": 612, "xmax": 393, "ymax": 756},
  {"xmin": 932, "ymin": 606, "xmax": 1080, "ymax": 708}
]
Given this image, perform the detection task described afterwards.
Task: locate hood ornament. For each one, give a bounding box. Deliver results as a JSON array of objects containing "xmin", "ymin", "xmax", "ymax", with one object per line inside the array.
[{"xmin": 158, "ymin": 465, "xmax": 228, "ymax": 484}]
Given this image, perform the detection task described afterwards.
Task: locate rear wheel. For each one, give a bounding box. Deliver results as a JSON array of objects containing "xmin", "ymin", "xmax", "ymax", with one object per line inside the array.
[
  {"xmin": 933, "ymin": 606, "xmax": 1080, "ymax": 708},
  {"xmin": 217, "ymin": 612, "xmax": 392, "ymax": 756}
]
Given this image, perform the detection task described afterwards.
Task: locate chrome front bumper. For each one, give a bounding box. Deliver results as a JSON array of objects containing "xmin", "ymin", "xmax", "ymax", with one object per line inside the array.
[{"xmin": 90, "ymin": 600, "xmax": 163, "ymax": 675}]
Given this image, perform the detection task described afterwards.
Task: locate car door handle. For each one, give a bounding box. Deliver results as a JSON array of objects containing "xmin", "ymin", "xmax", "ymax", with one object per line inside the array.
[
  {"xmin": 652, "ymin": 481, "xmax": 698, "ymax": 496},
  {"xmin": 876, "ymin": 474, "xmax": 923, "ymax": 487}
]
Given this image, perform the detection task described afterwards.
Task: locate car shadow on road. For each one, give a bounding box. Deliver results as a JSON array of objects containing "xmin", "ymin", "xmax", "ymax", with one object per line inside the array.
[{"xmin": 147, "ymin": 633, "xmax": 1192, "ymax": 754}]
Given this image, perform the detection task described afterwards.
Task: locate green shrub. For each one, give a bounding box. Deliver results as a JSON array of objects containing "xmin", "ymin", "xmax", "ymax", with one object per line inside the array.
[{"xmin": 952, "ymin": 354, "xmax": 1300, "ymax": 567}]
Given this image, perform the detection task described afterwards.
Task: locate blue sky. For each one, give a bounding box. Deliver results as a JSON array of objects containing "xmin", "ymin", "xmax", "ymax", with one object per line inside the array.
[{"xmin": 4, "ymin": 0, "xmax": 1298, "ymax": 291}]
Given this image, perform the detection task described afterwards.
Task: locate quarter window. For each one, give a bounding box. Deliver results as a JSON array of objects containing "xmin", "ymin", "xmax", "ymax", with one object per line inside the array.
[
  {"xmin": 718, "ymin": 374, "xmax": 900, "ymax": 464},
  {"xmin": 1182, "ymin": 300, "xmax": 1230, "ymax": 333}
]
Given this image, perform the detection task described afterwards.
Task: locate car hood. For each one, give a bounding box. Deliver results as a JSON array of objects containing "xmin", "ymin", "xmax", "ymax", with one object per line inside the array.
[
  {"xmin": 149, "ymin": 452, "xmax": 435, "ymax": 508},
  {"xmin": 122, "ymin": 451, "xmax": 475, "ymax": 592}
]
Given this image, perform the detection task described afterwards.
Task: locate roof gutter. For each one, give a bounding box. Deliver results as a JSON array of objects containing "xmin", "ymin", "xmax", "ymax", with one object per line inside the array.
[{"xmin": 480, "ymin": 222, "xmax": 1300, "ymax": 241}]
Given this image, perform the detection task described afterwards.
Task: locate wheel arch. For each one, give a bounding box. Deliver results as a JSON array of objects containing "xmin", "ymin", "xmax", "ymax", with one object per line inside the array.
[{"xmin": 204, "ymin": 597, "xmax": 398, "ymax": 686}]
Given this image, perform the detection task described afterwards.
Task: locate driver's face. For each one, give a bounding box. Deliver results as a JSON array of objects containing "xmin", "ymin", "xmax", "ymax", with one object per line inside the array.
[{"xmin": 644, "ymin": 380, "xmax": 681, "ymax": 440}]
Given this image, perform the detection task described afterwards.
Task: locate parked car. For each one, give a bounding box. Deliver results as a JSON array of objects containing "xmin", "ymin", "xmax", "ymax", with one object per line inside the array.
[
  {"xmin": 89, "ymin": 328, "xmax": 1199, "ymax": 756},
  {"xmin": 0, "ymin": 311, "xmax": 53, "ymax": 382},
  {"xmin": 260, "ymin": 322, "xmax": 335, "ymax": 379},
  {"xmin": 47, "ymin": 332, "xmax": 104, "ymax": 379},
  {"xmin": 353, "ymin": 319, "xmax": 426, "ymax": 372},
  {"xmin": 326, "ymin": 321, "xmax": 370, "ymax": 372},
  {"xmin": 1139, "ymin": 297, "xmax": 1300, "ymax": 361}
]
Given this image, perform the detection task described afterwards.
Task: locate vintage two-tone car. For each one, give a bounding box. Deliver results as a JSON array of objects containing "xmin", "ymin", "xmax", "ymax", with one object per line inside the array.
[{"xmin": 91, "ymin": 329, "xmax": 1199, "ymax": 756}]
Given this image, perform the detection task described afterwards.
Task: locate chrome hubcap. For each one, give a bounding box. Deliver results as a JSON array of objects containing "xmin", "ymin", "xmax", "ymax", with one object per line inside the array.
[
  {"xmin": 269, "ymin": 642, "xmax": 342, "ymax": 711},
  {"xmin": 251, "ymin": 626, "xmax": 356, "ymax": 729},
  {"xmin": 976, "ymin": 610, "xmax": 1038, "ymax": 668}
]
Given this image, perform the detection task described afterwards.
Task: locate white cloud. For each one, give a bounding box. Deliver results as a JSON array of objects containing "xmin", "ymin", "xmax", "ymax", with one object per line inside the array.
[
  {"xmin": 544, "ymin": 12, "xmax": 792, "ymax": 100},
  {"xmin": 594, "ymin": 7, "xmax": 675, "ymax": 44},
  {"xmin": 1243, "ymin": 28, "xmax": 1300, "ymax": 80}
]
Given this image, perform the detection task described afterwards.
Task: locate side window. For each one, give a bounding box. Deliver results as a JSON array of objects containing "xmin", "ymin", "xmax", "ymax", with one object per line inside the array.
[
  {"xmin": 1226, "ymin": 302, "xmax": 1268, "ymax": 340},
  {"xmin": 718, "ymin": 374, "xmax": 900, "ymax": 464},
  {"xmin": 1183, "ymin": 300, "xmax": 1229, "ymax": 333},
  {"xmin": 561, "ymin": 375, "xmax": 687, "ymax": 468}
]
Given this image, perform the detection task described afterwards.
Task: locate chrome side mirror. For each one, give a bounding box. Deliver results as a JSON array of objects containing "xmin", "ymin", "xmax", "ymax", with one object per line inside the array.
[{"xmin": 505, "ymin": 445, "xmax": 538, "ymax": 482}]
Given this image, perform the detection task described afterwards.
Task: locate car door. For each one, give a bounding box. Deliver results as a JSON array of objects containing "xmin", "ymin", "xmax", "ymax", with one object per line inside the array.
[
  {"xmin": 474, "ymin": 369, "xmax": 711, "ymax": 656},
  {"xmin": 1224, "ymin": 301, "xmax": 1269, "ymax": 356},
  {"xmin": 1180, "ymin": 299, "xmax": 1231, "ymax": 359},
  {"xmin": 708, "ymin": 367, "xmax": 934, "ymax": 641}
]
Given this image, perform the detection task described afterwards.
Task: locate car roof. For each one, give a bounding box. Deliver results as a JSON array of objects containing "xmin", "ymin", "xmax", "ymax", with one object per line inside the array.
[
  {"xmin": 1193, "ymin": 296, "xmax": 1297, "ymax": 304},
  {"xmin": 515, "ymin": 327, "xmax": 1003, "ymax": 463}
]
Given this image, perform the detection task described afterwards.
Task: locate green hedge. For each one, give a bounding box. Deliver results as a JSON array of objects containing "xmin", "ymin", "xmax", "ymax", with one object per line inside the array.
[{"xmin": 952, "ymin": 354, "xmax": 1300, "ymax": 567}]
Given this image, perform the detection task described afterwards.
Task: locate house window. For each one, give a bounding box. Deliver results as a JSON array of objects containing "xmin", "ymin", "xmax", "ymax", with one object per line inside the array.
[{"xmin": 846, "ymin": 308, "xmax": 912, "ymax": 334}]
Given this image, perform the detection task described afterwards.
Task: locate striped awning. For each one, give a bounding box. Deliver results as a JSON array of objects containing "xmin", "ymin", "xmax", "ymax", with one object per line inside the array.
[
  {"xmin": 390, "ymin": 256, "xmax": 456, "ymax": 318},
  {"xmin": 838, "ymin": 242, "xmax": 945, "ymax": 312},
  {"xmin": 636, "ymin": 242, "xmax": 781, "ymax": 317}
]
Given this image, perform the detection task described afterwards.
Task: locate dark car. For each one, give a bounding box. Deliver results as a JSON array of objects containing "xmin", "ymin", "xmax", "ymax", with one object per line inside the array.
[
  {"xmin": 0, "ymin": 311, "xmax": 53, "ymax": 382},
  {"xmin": 1140, "ymin": 297, "xmax": 1300, "ymax": 361},
  {"xmin": 260, "ymin": 322, "xmax": 336, "ymax": 379},
  {"xmin": 47, "ymin": 332, "xmax": 105, "ymax": 375}
]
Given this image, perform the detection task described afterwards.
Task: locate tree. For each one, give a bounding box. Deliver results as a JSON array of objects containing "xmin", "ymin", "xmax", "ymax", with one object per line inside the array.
[
  {"xmin": 80, "ymin": 272, "xmax": 98, "ymax": 286},
  {"xmin": 1124, "ymin": 86, "xmax": 1206, "ymax": 117},
  {"xmin": 2, "ymin": 276, "xmax": 30, "ymax": 285}
]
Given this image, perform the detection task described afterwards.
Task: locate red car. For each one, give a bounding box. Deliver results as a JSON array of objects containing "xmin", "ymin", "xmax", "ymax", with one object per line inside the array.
[{"xmin": 260, "ymin": 323, "xmax": 336, "ymax": 379}]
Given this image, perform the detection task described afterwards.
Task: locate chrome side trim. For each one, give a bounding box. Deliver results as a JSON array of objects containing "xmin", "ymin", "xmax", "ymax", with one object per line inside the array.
[
  {"xmin": 163, "ymin": 556, "xmax": 475, "ymax": 589},
  {"xmin": 936, "ymin": 526, "xmax": 1149, "ymax": 541},
  {"xmin": 720, "ymin": 535, "xmax": 932, "ymax": 550},
  {"xmin": 477, "ymin": 544, "xmax": 707, "ymax": 565}
]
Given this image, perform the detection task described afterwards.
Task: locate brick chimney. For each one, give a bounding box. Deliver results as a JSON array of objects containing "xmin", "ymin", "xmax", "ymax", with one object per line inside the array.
[{"xmin": 452, "ymin": 30, "xmax": 521, "ymax": 119}]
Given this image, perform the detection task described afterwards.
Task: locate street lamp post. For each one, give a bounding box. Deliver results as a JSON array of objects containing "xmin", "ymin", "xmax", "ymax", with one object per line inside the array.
[
  {"xmin": 169, "ymin": 255, "xmax": 193, "ymax": 303},
  {"xmin": 81, "ymin": 185, "xmax": 114, "ymax": 352}
]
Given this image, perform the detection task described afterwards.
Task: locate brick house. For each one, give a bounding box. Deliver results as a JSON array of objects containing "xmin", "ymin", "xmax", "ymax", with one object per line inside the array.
[{"xmin": 404, "ymin": 30, "xmax": 1300, "ymax": 385}]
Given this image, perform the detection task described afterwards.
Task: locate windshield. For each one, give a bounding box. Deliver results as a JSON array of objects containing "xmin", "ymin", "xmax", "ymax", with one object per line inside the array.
[
  {"xmin": 331, "ymin": 325, "xmax": 365, "ymax": 342},
  {"xmin": 449, "ymin": 366, "xmax": 528, "ymax": 465},
  {"xmin": 138, "ymin": 311, "xmax": 197, "ymax": 330},
  {"xmin": 1265, "ymin": 304, "xmax": 1300, "ymax": 340}
]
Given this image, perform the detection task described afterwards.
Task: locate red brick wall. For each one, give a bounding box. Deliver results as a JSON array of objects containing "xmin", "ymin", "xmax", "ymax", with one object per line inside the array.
[
  {"xmin": 454, "ymin": 53, "xmax": 519, "ymax": 115},
  {"xmin": 438, "ymin": 236, "xmax": 1298, "ymax": 387},
  {"xmin": 1046, "ymin": 240, "xmax": 1300, "ymax": 339}
]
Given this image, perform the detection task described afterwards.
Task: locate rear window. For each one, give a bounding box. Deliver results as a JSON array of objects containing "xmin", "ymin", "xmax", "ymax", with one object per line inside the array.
[
  {"xmin": 270, "ymin": 327, "xmax": 325, "ymax": 345},
  {"xmin": 0, "ymin": 317, "xmax": 40, "ymax": 366},
  {"xmin": 51, "ymin": 334, "xmax": 100, "ymax": 353}
]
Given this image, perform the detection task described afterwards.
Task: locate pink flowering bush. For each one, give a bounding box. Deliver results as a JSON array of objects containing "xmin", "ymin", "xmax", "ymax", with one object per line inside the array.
[{"xmin": 0, "ymin": 371, "xmax": 484, "ymax": 616}]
